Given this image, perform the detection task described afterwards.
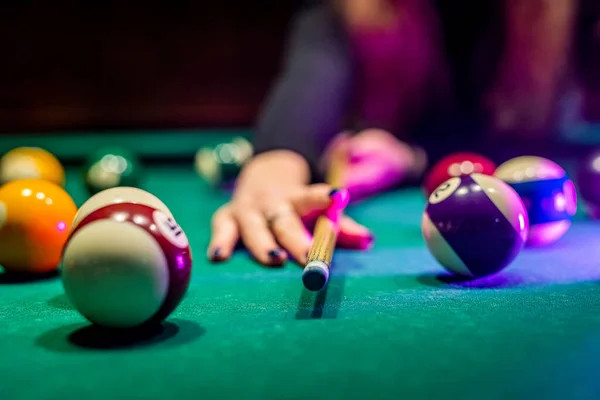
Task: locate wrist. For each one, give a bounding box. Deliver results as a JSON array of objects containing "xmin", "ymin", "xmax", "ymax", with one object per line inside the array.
[{"xmin": 240, "ymin": 150, "xmax": 312, "ymax": 185}]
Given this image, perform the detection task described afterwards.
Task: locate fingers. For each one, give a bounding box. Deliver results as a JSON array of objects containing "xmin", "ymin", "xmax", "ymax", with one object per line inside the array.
[
  {"xmin": 291, "ymin": 184, "xmax": 350, "ymax": 221},
  {"xmin": 338, "ymin": 215, "xmax": 375, "ymax": 250},
  {"xmin": 207, "ymin": 205, "xmax": 239, "ymax": 262},
  {"xmin": 270, "ymin": 213, "xmax": 312, "ymax": 265},
  {"xmin": 208, "ymin": 185, "xmax": 369, "ymax": 267},
  {"xmin": 291, "ymin": 184, "xmax": 339, "ymax": 218},
  {"xmin": 236, "ymin": 208, "xmax": 287, "ymax": 266}
]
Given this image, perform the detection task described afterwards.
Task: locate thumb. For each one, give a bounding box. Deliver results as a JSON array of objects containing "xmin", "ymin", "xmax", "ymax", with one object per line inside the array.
[
  {"xmin": 292, "ymin": 184, "xmax": 349, "ymax": 220},
  {"xmin": 338, "ymin": 215, "xmax": 374, "ymax": 249}
]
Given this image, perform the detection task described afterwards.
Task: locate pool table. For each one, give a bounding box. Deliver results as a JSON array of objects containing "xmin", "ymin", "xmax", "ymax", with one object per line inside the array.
[{"xmin": 2, "ymin": 130, "xmax": 600, "ymax": 400}]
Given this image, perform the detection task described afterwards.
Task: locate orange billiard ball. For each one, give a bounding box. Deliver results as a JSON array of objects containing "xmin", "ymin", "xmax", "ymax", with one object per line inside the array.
[
  {"xmin": 0, "ymin": 179, "xmax": 77, "ymax": 274},
  {"xmin": 0, "ymin": 147, "xmax": 65, "ymax": 187}
]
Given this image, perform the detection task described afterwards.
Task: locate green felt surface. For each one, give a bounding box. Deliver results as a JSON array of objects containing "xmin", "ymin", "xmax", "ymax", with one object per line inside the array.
[{"xmin": 2, "ymin": 133, "xmax": 600, "ymax": 400}]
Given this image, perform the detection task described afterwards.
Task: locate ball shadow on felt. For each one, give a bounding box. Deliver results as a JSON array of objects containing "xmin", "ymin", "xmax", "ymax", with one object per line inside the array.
[
  {"xmin": 35, "ymin": 319, "xmax": 205, "ymax": 353},
  {"xmin": 0, "ymin": 269, "xmax": 59, "ymax": 284},
  {"xmin": 416, "ymin": 271, "xmax": 524, "ymax": 289}
]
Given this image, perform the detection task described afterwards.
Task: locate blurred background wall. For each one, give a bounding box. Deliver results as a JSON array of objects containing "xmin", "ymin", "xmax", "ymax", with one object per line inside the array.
[
  {"xmin": 0, "ymin": 1, "xmax": 599, "ymax": 134},
  {"xmin": 0, "ymin": 2, "xmax": 302, "ymax": 132}
]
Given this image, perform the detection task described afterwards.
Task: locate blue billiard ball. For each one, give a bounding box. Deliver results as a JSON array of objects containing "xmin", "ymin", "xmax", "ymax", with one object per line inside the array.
[{"xmin": 495, "ymin": 156, "xmax": 577, "ymax": 247}]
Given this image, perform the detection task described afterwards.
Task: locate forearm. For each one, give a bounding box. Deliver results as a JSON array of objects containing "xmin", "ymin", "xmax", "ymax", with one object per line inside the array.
[
  {"xmin": 503, "ymin": 0, "xmax": 577, "ymax": 83},
  {"xmin": 336, "ymin": 0, "xmax": 440, "ymax": 131},
  {"xmin": 253, "ymin": 5, "xmax": 354, "ymax": 176}
]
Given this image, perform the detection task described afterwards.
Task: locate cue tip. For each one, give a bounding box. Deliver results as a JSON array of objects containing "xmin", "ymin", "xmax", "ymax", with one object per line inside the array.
[{"xmin": 302, "ymin": 261, "xmax": 329, "ymax": 292}]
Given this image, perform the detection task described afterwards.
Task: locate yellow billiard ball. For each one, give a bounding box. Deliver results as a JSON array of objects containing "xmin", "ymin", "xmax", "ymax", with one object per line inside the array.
[
  {"xmin": 0, "ymin": 147, "xmax": 65, "ymax": 187},
  {"xmin": 0, "ymin": 179, "xmax": 77, "ymax": 274}
]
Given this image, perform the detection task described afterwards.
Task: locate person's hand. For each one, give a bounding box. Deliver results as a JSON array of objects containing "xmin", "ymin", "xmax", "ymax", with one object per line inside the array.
[
  {"xmin": 207, "ymin": 150, "xmax": 374, "ymax": 267},
  {"xmin": 322, "ymin": 129, "xmax": 427, "ymax": 201}
]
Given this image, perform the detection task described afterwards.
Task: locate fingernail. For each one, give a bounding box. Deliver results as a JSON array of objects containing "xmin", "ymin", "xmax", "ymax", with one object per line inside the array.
[
  {"xmin": 268, "ymin": 249, "xmax": 283, "ymax": 259},
  {"xmin": 361, "ymin": 234, "xmax": 375, "ymax": 249},
  {"xmin": 210, "ymin": 248, "xmax": 222, "ymax": 261}
]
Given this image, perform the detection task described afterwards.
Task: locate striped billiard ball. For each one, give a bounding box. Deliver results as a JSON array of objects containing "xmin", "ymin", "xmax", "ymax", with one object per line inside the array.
[
  {"xmin": 73, "ymin": 186, "xmax": 174, "ymax": 230},
  {"xmin": 422, "ymin": 173, "xmax": 529, "ymax": 278},
  {"xmin": 61, "ymin": 202, "xmax": 192, "ymax": 329},
  {"xmin": 495, "ymin": 156, "xmax": 577, "ymax": 247}
]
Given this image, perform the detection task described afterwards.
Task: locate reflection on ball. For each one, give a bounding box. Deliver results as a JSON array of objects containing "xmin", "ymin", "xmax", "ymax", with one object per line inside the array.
[
  {"xmin": 0, "ymin": 179, "xmax": 77, "ymax": 273},
  {"xmin": 84, "ymin": 148, "xmax": 142, "ymax": 194}
]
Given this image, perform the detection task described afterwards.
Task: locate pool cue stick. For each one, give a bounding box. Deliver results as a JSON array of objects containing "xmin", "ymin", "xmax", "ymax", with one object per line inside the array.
[{"xmin": 302, "ymin": 146, "xmax": 349, "ymax": 291}]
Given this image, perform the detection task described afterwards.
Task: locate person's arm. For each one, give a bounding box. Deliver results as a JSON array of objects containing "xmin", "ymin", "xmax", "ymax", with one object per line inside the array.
[
  {"xmin": 487, "ymin": 0, "xmax": 577, "ymax": 135},
  {"xmin": 252, "ymin": 4, "xmax": 355, "ymax": 180}
]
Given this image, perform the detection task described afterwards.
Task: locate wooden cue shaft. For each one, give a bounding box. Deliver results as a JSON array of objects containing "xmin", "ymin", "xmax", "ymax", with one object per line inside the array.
[{"xmin": 302, "ymin": 147, "xmax": 349, "ymax": 291}]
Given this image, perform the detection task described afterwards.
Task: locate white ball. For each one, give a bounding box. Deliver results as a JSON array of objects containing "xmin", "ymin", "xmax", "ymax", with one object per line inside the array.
[
  {"xmin": 73, "ymin": 187, "xmax": 173, "ymax": 229},
  {"xmin": 62, "ymin": 219, "xmax": 170, "ymax": 328}
]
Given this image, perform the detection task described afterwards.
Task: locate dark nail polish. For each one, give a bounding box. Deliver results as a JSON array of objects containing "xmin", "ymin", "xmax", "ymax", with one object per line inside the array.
[
  {"xmin": 211, "ymin": 248, "xmax": 222, "ymax": 260},
  {"xmin": 329, "ymin": 188, "xmax": 340, "ymax": 197},
  {"xmin": 268, "ymin": 249, "xmax": 282, "ymax": 259},
  {"xmin": 363, "ymin": 234, "xmax": 375, "ymax": 248}
]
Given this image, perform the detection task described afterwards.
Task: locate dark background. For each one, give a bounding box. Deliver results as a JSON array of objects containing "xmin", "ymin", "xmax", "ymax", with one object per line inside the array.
[
  {"xmin": 0, "ymin": 2, "xmax": 302, "ymax": 133},
  {"xmin": 0, "ymin": 1, "xmax": 599, "ymax": 134}
]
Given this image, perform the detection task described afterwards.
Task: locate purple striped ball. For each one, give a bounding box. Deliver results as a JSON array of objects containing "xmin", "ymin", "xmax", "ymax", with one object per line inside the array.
[{"xmin": 422, "ymin": 174, "xmax": 529, "ymax": 277}]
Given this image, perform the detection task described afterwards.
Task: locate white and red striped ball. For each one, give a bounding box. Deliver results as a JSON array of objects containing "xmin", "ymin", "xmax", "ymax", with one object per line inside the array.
[
  {"xmin": 494, "ymin": 156, "xmax": 577, "ymax": 247},
  {"xmin": 73, "ymin": 186, "xmax": 174, "ymax": 230},
  {"xmin": 422, "ymin": 173, "xmax": 529, "ymax": 278},
  {"xmin": 62, "ymin": 202, "xmax": 192, "ymax": 329}
]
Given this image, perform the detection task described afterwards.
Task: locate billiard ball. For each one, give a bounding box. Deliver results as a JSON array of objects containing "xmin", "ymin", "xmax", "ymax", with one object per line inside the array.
[
  {"xmin": 0, "ymin": 147, "xmax": 65, "ymax": 187},
  {"xmin": 84, "ymin": 147, "xmax": 142, "ymax": 194},
  {"xmin": 495, "ymin": 156, "xmax": 577, "ymax": 246},
  {"xmin": 422, "ymin": 173, "xmax": 528, "ymax": 277},
  {"xmin": 423, "ymin": 152, "xmax": 496, "ymax": 196},
  {"xmin": 61, "ymin": 202, "xmax": 192, "ymax": 329},
  {"xmin": 0, "ymin": 179, "xmax": 77, "ymax": 274},
  {"xmin": 576, "ymin": 148, "xmax": 600, "ymax": 219},
  {"xmin": 195, "ymin": 137, "xmax": 253, "ymax": 187},
  {"xmin": 73, "ymin": 186, "xmax": 174, "ymax": 230}
]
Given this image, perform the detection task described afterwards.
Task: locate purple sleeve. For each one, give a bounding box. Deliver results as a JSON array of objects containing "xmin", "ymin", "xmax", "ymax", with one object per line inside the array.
[{"xmin": 252, "ymin": 5, "xmax": 355, "ymax": 177}]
